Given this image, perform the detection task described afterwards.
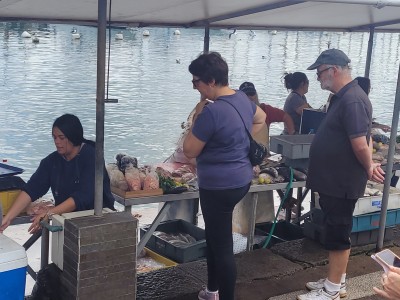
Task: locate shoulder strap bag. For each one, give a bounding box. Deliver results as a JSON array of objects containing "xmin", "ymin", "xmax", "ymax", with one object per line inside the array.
[{"xmin": 220, "ymin": 99, "xmax": 267, "ymax": 166}]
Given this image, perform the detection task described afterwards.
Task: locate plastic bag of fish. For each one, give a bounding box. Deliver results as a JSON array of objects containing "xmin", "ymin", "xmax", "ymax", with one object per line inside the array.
[{"xmin": 106, "ymin": 153, "xmax": 159, "ymax": 191}]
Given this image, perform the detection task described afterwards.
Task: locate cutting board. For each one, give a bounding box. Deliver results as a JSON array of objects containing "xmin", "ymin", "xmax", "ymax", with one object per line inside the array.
[{"xmin": 111, "ymin": 187, "xmax": 163, "ymax": 198}]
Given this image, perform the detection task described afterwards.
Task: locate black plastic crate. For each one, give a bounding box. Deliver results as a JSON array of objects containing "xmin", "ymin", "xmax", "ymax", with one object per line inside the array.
[
  {"xmin": 0, "ymin": 176, "xmax": 25, "ymax": 191},
  {"xmin": 254, "ymin": 221, "xmax": 304, "ymax": 248},
  {"xmin": 140, "ymin": 219, "xmax": 206, "ymax": 263}
]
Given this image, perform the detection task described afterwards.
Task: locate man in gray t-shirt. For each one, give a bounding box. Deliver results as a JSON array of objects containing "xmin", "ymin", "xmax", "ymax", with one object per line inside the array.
[{"xmin": 297, "ymin": 49, "xmax": 385, "ymax": 300}]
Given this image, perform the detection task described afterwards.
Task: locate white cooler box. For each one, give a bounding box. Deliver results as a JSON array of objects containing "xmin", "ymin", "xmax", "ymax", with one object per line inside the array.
[
  {"xmin": 0, "ymin": 234, "xmax": 28, "ymax": 300},
  {"xmin": 315, "ymin": 187, "xmax": 400, "ymax": 216},
  {"xmin": 51, "ymin": 208, "xmax": 114, "ymax": 270},
  {"xmin": 353, "ymin": 192, "xmax": 400, "ymax": 216}
]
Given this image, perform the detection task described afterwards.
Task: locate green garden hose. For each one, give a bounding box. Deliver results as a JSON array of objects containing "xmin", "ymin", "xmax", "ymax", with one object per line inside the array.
[{"xmin": 262, "ymin": 167, "xmax": 294, "ymax": 248}]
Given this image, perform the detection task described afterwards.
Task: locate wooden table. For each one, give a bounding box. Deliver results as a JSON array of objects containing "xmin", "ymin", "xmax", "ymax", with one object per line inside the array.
[{"xmin": 113, "ymin": 181, "xmax": 307, "ymax": 253}]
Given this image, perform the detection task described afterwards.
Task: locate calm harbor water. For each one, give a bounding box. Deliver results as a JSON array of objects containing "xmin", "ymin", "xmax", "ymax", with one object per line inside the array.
[{"xmin": 1, "ymin": 22, "xmax": 399, "ymax": 181}]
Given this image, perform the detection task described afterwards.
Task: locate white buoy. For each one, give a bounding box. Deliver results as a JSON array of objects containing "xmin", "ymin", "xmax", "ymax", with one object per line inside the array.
[
  {"xmin": 21, "ymin": 31, "xmax": 31, "ymax": 38},
  {"xmin": 271, "ymin": 30, "xmax": 278, "ymax": 35},
  {"xmin": 174, "ymin": 29, "xmax": 181, "ymax": 35},
  {"xmin": 32, "ymin": 37, "xmax": 39, "ymax": 43},
  {"xmin": 143, "ymin": 30, "xmax": 150, "ymax": 37},
  {"xmin": 71, "ymin": 28, "xmax": 81, "ymax": 39},
  {"xmin": 115, "ymin": 32, "xmax": 124, "ymax": 40}
]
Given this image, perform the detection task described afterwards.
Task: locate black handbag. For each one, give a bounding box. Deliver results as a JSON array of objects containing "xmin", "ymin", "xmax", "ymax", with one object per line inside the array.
[{"xmin": 220, "ymin": 99, "xmax": 267, "ymax": 166}]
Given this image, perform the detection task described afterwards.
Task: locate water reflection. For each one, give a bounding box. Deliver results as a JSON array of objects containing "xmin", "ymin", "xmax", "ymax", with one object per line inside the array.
[{"xmin": 0, "ymin": 22, "xmax": 399, "ymax": 180}]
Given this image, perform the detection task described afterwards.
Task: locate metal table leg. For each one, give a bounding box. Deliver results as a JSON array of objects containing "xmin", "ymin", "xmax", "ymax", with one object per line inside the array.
[
  {"xmin": 137, "ymin": 202, "xmax": 172, "ymax": 254},
  {"xmin": 124, "ymin": 204, "xmax": 131, "ymax": 213},
  {"xmin": 40, "ymin": 226, "xmax": 49, "ymax": 269},
  {"xmin": 246, "ymin": 193, "xmax": 258, "ymax": 251}
]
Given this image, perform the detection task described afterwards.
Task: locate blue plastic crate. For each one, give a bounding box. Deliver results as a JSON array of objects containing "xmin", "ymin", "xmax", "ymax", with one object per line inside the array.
[{"xmin": 352, "ymin": 209, "xmax": 400, "ymax": 232}]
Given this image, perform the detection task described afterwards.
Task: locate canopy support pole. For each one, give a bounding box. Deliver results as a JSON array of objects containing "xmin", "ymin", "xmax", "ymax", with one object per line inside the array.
[
  {"xmin": 376, "ymin": 62, "xmax": 400, "ymax": 251},
  {"xmin": 94, "ymin": 0, "xmax": 107, "ymax": 216},
  {"xmin": 364, "ymin": 27, "xmax": 374, "ymax": 77},
  {"xmin": 203, "ymin": 24, "xmax": 210, "ymax": 53}
]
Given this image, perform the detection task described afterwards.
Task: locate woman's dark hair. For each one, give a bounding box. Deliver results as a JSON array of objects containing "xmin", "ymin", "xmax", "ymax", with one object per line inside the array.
[
  {"xmin": 355, "ymin": 76, "xmax": 371, "ymax": 95},
  {"xmin": 53, "ymin": 114, "xmax": 84, "ymax": 146},
  {"xmin": 188, "ymin": 52, "xmax": 229, "ymax": 86},
  {"xmin": 284, "ymin": 72, "xmax": 308, "ymax": 91}
]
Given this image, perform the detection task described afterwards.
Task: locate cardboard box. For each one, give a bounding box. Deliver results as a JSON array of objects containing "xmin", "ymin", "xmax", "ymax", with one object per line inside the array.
[
  {"xmin": 0, "ymin": 234, "xmax": 27, "ymax": 299},
  {"xmin": 140, "ymin": 219, "xmax": 206, "ymax": 263}
]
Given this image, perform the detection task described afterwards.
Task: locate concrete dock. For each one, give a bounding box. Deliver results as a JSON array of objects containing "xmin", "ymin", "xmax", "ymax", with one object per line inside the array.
[{"xmin": 137, "ymin": 226, "xmax": 400, "ymax": 300}]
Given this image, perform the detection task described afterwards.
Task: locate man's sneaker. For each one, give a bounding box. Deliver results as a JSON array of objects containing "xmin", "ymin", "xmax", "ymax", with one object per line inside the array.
[
  {"xmin": 306, "ymin": 279, "xmax": 347, "ymax": 298},
  {"xmin": 297, "ymin": 288, "xmax": 339, "ymax": 300},
  {"xmin": 198, "ymin": 286, "xmax": 219, "ymax": 300}
]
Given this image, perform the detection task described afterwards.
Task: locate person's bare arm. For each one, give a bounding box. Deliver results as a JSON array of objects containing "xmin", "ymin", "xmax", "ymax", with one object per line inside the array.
[
  {"xmin": 351, "ymin": 136, "xmax": 384, "ymax": 183},
  {"xmin": 252, "ymin": 106, "xmax": 266, "ymax": 135},
  {"xmin": 28, "ymin": 197, "xmax": 76, "ymax": 234},
  {"xmin": 183, "ymin": 131, "xmax": 206, "ymax": 159},
  {"xmin": 295, "ymin": 103, "xmax": 311, "ymax": 115},
  {"xmin": 183, "ymin": 100, "xmax": 208, "ymax": 159},
  {"xmin": 283, "ymin": 112, "xmax": 295, "ymax": 134},
  {"xmin": 0, "ymin": 191, "xmax": 32, "ymax": 233}
]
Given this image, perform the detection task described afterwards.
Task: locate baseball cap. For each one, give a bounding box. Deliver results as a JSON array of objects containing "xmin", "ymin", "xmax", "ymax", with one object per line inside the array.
[
  {"xmin": 307, "ymin": 49, "xmax": 351, "ymax": 70},
  {"xmin": 239, "ymin": 82, "xmax": 257, "ymax": 96}
]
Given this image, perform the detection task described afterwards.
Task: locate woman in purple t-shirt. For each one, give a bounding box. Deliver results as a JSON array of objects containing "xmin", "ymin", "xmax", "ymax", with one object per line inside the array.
[{"xmin": 183, "ymin": 52, "xmax": 265, "ymax": 300}]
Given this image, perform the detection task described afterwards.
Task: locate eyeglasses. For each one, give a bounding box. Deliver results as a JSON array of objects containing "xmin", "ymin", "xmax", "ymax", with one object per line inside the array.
[
  {"xmin": 192, "ymin": 78, "xmax": 202, "ymax": 86},
  {"xmin": 316, "ymin": 67, "xmax": 333, "ymax": 78}
]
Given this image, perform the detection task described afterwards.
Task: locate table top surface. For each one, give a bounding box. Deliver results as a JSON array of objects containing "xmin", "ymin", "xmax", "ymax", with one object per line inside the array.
[{"xmin": 113, "ymin": 181, "xmax": 307, "ymax": 206}]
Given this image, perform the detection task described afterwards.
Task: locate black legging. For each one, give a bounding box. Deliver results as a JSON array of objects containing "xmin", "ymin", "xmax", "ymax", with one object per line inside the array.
[{"xmin": 199, "ymin": 183, "xmax": 251, "ymax": 300}]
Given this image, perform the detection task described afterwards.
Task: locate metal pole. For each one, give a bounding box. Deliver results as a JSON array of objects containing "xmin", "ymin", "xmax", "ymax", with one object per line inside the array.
[
  {"xmin": 40, "ymin": 227, "xmax": 49, "ymax": 269},
  {"xmin": 364, "ymin": 27, "xmax": 374, "ymax": 77},
  {"xmin": 94, "ymin": 0, "xmax": 107, "ymax": 216},
  {"xmin": 305, "ymin": 0, "xmax": 400, "ymax": 6},
  {"xmin": 376, "ymin": 62, "xmax": 400, "ymax": 251},
  {"xmin": 203, "ymin": 24, "xmax": 210, "ymax": 53}
]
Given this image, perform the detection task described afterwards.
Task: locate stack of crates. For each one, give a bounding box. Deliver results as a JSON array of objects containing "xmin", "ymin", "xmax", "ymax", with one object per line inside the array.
[
  {"xmin": 0, "ymin": 176, "xmax": 25, "ymax": 217},
  {"xmin": 304, "ymin": 190, "xmax": 400, "ymax": 246},
  {"xmin": 351, "ymin": 190, "xmax": 400, "ymax": 241}
]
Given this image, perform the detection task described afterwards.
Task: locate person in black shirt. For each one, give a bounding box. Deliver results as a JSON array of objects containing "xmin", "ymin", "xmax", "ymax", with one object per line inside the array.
[
  {"xmin": 0, "ymin": 114, "xmax": 114, "ymax": 234},
  {"xmin": 298, "ymin": 49, "xmax": 385, "ymax": 300}
]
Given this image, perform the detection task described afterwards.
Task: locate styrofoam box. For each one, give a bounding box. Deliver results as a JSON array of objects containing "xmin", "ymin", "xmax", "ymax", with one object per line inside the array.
[
  {"xmin": 51, "ymin": 208, "xmax": 114, "ymax": 270},
  {"xmin": 353, "ymin": 192, "xmax": 400, "ymax": 216},
  {"xmin": 0, "ymin": 234, "xmax": 28, "ymax": 300}
]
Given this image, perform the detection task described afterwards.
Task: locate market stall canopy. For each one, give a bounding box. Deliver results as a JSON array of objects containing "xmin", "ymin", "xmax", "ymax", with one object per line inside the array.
[{"xmin": 1, "ymin": 0, "xmax": 400, "ymax": 32}]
